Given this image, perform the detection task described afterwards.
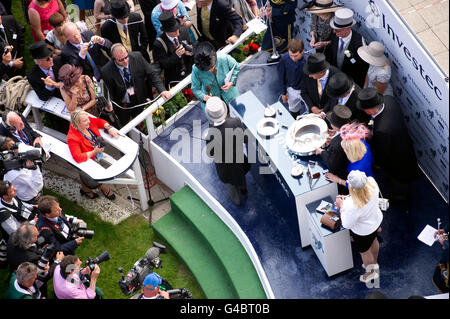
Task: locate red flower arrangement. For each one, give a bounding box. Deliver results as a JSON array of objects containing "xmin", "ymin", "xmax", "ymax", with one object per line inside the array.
[
  {"xmin": 242, "ymin": 40, "xmax": 259, "ymax": 56},
  {"xmin": 182, "ymin": 88, "xmax": 194, "ymax": 101}
]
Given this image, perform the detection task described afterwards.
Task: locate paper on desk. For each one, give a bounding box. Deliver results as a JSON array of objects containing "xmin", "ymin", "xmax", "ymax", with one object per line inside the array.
[
  {"xmin": 417, "ymin": 225, "xmax": 437, "ymax": 246},
  {"xmin": 224, "ymin": 64, "xmax": 237, "ymax": 85}
]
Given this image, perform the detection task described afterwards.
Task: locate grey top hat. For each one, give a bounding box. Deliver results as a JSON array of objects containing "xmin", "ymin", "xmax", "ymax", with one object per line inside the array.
[
  {"xmin": 205, "ymin": 97, "xmax": 227, "ymax": 123},
  {"xmin": 326, "ymin": 104, "xmax": 352, "ymax": 128},
  {"xmin": 330, "ymin": 8, "xmax": 356, "ymax": 29}
]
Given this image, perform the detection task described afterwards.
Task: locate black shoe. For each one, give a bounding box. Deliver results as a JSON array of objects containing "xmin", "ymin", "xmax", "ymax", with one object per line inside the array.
[
  {"xmin": 80, "ymin": 189, "xmax": 99, "ymax": 199},
  {"xmin": 101, "ymin": 188, "xmax": 116, "ymax": 200}
]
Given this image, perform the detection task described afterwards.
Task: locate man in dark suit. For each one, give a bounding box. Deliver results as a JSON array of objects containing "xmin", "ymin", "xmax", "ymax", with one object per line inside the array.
[
  {"xmin": 101, "ymin": 0, "xmax": 151, "ymax": 63},
  {"xmin": 0, "ymin": 14, "xmax": 25, "ymax": 76},
  {"xmin": 357, "ymin": 88, "xmax": 421, "ymax": 201},
  {"xmin": 300, "ymin": 53, "xmax": 341, "ymax": 118},
  {"xmin": 137, "ymin": 0, "xmax": 159, "ymax": 51},
  {"xmin": 316, "ymin": 104, "xmax": 352, "ymax": 195},
  {"xmin": 152, "ymin": 12, "xmax": 193, "ymax": 88},
  {"xmin": 324, "ymin": 8, "xmax": 369, "ymax": 88},
  {"xmin": 27, "ymin": 41, "xmax": 62, "ymax": 101},
  {"xmin": 195, "ymin": 0, "xmax": 243, "ymax": 50},
  {"xmin": 325, "ymin": 72, "xmax": 370, "ymax": 124},
  {"xmin": 101, "ymin": 43, "xmax": 171, "ymax": 127},
  {"xmin": 0, "ymin": 110, "xmax": 42, "ymax": 148},
  {"xmin": 61, "ymin": 21, "xmax": 112, "ymax": 81}
]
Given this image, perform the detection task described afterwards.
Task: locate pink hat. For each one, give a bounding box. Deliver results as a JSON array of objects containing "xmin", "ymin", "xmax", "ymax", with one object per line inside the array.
[{"xmin": 340, "ymin": 122, "xmax": 371, "ymax": 141}]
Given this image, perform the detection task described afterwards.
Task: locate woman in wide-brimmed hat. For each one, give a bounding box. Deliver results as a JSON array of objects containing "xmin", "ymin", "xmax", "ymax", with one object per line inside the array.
[
  {"xmin": 357, "ymin": 41, "xmax": 393, "ymax": 96},
  {"xmin": 301, "ymin": 0, "xmax": 342, "ymax": 53},
  {"xmin": 58, "ymin": 64, "xmax": 98, "ymax": 115}
]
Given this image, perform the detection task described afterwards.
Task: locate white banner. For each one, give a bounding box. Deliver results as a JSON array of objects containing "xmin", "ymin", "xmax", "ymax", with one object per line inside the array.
[{"xmin": 293, "ymin": 0, "xmax": 449, "ymax": 202}]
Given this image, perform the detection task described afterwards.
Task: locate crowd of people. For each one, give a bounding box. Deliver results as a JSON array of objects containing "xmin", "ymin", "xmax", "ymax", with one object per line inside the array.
[{"xmin": 0, "ymin": 0, "xmax": 448, "ymax": 299}]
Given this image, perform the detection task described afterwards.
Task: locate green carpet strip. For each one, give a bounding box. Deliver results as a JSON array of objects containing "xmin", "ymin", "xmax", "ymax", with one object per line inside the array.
[{"xmin": 153, "ymin": 185, "xmax": 266, "ymax": 299}]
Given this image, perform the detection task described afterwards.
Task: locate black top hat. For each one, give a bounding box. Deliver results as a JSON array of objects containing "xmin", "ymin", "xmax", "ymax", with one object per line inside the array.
[
  {"xmin": 326, "ymin": 104, "xmax": 352, "ymax": 128},
  {"xmin": 356, "ymin": 87, "xmax": 384, "ymax": 110},
  {"xmin": 326, "ymin": 72, "xmax": 353, "ymax": 98},
  {"xmin": 159, "ymin": 11, "xmax": 181, "ymax": 33},
  {"xmin": 29, "ymin": 41, "xmax": 53, "ymax": 60},
  {"xmin": 303, "ymin": 53, "xmax": 330, "ymax": 75},
  {"xmin": 111, "ymin": 0, "xmax": 130, "ymax": 20}
]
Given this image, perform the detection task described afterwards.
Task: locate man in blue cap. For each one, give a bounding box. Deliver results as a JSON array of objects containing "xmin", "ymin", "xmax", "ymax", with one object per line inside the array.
[{"xmin": 132, "ymin": 272, "xmax": 170, "ymax": 299}]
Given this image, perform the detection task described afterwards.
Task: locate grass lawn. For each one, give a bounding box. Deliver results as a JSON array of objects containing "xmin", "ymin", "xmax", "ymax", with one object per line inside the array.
[{"xmin": 1, "ymin": 189, "xmax": 205, "ymax": 299}]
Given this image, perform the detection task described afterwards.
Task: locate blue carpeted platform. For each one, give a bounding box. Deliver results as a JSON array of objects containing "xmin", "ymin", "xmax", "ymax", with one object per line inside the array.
[{"xmin": 153, "ymin": 52, "xmax": 449, "ymax": 299}]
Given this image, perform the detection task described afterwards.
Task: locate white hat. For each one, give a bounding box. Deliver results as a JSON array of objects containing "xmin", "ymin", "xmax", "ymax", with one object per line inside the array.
[
  {"xmin": 161, "ymin": 0, "xmax": 179, "ymax": 10},
  {"xmin": 347, "ymin": 170, "xmax": 368, "ymax": 189},
  {"xmin": 357, "ymin": 41, "xmax": 388, "ymax": 67},
  {"xmin": 330, "ymin": 8, "xmax": 356, "ymax": 29},
  {"xmin": 205, "ymin": 97, "xmax": 227, "ymax": 123}
]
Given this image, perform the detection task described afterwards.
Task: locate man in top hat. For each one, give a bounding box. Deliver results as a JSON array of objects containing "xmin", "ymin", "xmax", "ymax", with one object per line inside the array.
[
  {"xmin": 152, "ymin": 11, "xmax": 194, "ymax": 88},
  {"xmin": 300, "ymin": 53, "xmax": 342, "ymax": 117},
  {"xmin": 357, "ymin": 88, "xmax": 421, "ymax": 201},
  {"xmin": 205, "ymin": 96, "xmax": 250, "ymax": 206},
  {"xmin": 324, "ymin": 8, "xmax": 369, "ymax": 88},
  {"xmin": 325, "ymin": 72, "xmax": 370, "ymax": 124},
  {"xmin": 195, "ymin": 0, "xmax": 244, "ymax": 50},
  {"xmin": 0, "ymin": 14, "xmax": 25, "ymax": 77},
  {"xmin": 61, "ymin": 21, "xmax": 112, "ymax": 81},
  {"xmin": 101, "ymin": 0, "xmax": 151, "ymax": 63},
  {"xmin": 315, "ymin": 104, "xmax": 352, "ymax": 194},
  {"xmin": 260, "ymin": 0, "xmax": 298, "ymax": 54},
  {"xmin": 27, "ymin": 41, "xmax": 62, "ymax": 101}
]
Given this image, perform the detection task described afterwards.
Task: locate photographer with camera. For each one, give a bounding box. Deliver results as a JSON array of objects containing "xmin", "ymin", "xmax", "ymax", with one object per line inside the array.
[
  {"xmin": 152, "ymin": 12, "xmax": 193, "ymax": 89},
  {"xmin": 6, "ymin": 221, "xmax": 64, "ymax": 297},
  {"xmin": 132, "ymin": 272, "xmax": 170, "ymax": 299},
  {"xmin": 0, "ymin": 181, "xmax": 39, "ymax": 241},
  {"xmin": 37, "ymin": 195, "xmax": 91, "ymax": 255},
  {"xmin": 53, "ymin": 254, "xmax": 104, "ymax": 299},
  {"xmin": 1, "ymin": 136, "xmax": 44, "ymax": 204},
  {"xmin": 67, "ymin": 110, "xmax": 119, "ymax": 200}
]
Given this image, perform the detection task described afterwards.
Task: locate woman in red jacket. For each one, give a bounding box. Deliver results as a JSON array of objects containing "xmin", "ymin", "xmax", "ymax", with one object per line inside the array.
[{"xmin": 67, "ymin": 110, "xmax": 119, "ymax": 200}]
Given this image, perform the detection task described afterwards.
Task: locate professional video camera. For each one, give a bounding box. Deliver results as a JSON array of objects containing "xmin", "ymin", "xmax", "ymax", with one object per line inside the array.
[
  {"xmin": 86, "ymin": 250, "xmax": 111, "ymax": 271},
  {"xmin": 71, "ymin": 222, "xmax": 95, "ymax": 239},
  {"xmin": 0, "ymin": 145, "xmax": 47, "ymax": 173},
  {"xmin": 118, "ymin": 242, "xmax": 167, "ymax": 296}
]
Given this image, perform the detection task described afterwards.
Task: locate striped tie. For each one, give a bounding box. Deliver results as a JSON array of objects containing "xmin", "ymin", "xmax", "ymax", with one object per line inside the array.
[{"xmin": 86, "ymin": 51, "xmax": 101, "ymax": 81}]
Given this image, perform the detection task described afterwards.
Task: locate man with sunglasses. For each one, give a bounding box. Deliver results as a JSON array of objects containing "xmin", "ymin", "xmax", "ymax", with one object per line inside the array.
[
  {"xmin": 101, "ymin": 43, "xmax": 171, "ymax": 127},
  {"xmin": 27, "ymin": 41, "xmax": 62, "ymax": 101}
]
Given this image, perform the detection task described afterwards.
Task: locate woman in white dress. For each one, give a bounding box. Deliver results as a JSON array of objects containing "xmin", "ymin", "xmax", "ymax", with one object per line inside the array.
[{"xmin": 357, "ymin": 41, "xmax": 394, "ymax": 96}]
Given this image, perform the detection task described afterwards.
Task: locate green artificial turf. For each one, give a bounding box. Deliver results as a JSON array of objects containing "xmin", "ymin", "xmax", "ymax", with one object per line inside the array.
[{"xmin": 0, "ymin": 189, "xmax": 205, "ymax": 299}]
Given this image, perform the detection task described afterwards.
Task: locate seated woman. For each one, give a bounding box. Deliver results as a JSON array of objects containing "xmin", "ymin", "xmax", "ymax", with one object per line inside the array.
[
  {"xmin": 67, "ymin": 110, "xmax": 119, "ymax": 200},
  {"xmin": 325, "ymin": 122, "xmax": 373, "ymax": 188},
  {"xmin": 58, "ymin": 64, "xmax": 98, "ymax": 115},
  {"xmin": 357, "ymin": 41, "xmax": 394, "ymax": 96},
  {"xmin": 191, "ymin": 41, "xmax": 240, "ymax": 117},
  {"xmin": 334, "ymin": 170, "xmax": 383, "ymax": 283}
]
